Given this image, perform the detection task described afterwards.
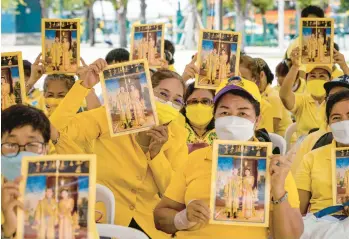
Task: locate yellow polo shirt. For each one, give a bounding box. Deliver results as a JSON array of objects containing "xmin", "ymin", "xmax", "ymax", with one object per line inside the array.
[
  {"xmin": 295, "ymin": 141, "xmax": 336, "ymax": 213},
  {"xmin": 165, "ymin": 146, "xmax": 300, "ymax": 239},
  {"xmin": 290, "ymin": 94, "xmax": 326, "ymax": 137},
  {"xmin": 291, "ymin": 129, "xmax": 327, "ymax": 176},
  {"xmin": 50, "ymin": 82, "xmax": 188, "ymax": 239},
  {"xmin": 262, "ymin": 85, "xmax": 293, "ymax": 137},
  {"xmin": 258, "ymin": 99, "xmax": 275, "ymax": 133}
]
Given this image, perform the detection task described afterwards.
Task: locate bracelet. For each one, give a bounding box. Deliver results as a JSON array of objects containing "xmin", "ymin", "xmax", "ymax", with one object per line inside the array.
[
  {"xmin": 52, "ymin": 132, "xmax": 60, "ymax": 145},
  {"xmin": 271, "ymin": 191, "xmax": 288, "ymax": 205}
]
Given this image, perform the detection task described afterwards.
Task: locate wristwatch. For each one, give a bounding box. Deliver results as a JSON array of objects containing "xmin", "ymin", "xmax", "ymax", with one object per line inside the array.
[{"xmin": 271, "ymin": 191, "xmax": 288, "ymax": 205}]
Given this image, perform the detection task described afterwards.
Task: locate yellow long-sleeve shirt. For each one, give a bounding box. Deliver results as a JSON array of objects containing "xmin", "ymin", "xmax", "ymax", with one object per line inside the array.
[{"xmin": 50, "ymin": 81, "xmax": 188, "ymax": 238}]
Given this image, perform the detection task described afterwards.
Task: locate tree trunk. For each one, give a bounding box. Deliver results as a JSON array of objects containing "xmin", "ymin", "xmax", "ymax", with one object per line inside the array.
[
  {"xmin": 140, "ymin": 0, "xmax": 146, "ymax": 24},
  {"xmin": 40, "ymin": 0, "xmax": 47, "ymax": 17},
  {"xmin": 89, "ymin": 4, "xmax": 95, "ymax": 47},
  {"xmin": 118, "ymin": 5, "xmax": 128, "ymax": 48},
  {"xmin": 235, "ymin": 0, "xmax": 247, "ymax": 48},
  {"xmin": 262, "ymin": 14, "xmax": 267, "ymax": 41}
]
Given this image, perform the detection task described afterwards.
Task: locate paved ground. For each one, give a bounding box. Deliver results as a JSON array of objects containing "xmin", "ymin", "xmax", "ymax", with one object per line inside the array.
[{"xmin": 2, "ymin": 44, "xmax": 348, "ymax": 96}]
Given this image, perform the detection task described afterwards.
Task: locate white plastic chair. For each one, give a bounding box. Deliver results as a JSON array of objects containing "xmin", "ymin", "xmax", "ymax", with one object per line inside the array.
[
  {"xmin": 285, "ymin": 123, "xmax": 297, "ymax": 151},
  {"xmin": 269, "ymin": 133, "xmax": 287, "ymax": 155},
  {"xmin": 97, "ymin": 224, "xmax": 149, "ymax": 239},
  {"xmin": 96, "ymin": 184, "xmax": 115, "ymax": 224}
]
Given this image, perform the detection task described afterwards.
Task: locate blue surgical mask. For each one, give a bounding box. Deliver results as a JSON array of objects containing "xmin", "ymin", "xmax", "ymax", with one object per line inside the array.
[{"xmin": 1, "ymin": 151, "xmax": 41, "ymax": 181}]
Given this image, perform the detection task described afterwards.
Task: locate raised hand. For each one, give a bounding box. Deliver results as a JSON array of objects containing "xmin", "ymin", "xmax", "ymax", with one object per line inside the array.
[
  {"xmin": 26, "ymin": 53, "xmax": 45, "ymax": 93},
  {"xmin": 1, "ymin": 176, "xmax": 24, "ymax": 238},
  {"xmin": 182, "ymin": 54, "xmax": 199, "ymax": 82},
  {"xmin": 147, "ymin": 125, "xmax": 169, "ymax": 159},
  {"xmin": 290, "ymin": 47, "xmax": 301, "ymax": 68},
  {"xmin": 77, "ymin": 58, "xmax": 108, "ymax": 89},
  {"xmin": 186, "ymin": 200, "xmax": 210, "ymax": 226},
  {"xmin": 269, "ymin": 150, "xmax": 296, "ymax": 198}
]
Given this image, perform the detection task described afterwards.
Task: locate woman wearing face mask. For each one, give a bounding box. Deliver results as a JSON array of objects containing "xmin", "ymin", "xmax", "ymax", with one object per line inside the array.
[
  {"xmin": 280, "ymin": 47, "xmax": 349, "ymax": 138},
  {"xmin": 50, "ymin": 61, "xmax": 188, "ymax": 239},
  {"xmin": 1, "ymin": 105, "xmax": 97, "ymax": 239},
  {"xmin": 181, "ymin": 83, "xmax": 216, "ymax": 152},
  {"xmin": 154, "ymin": 77, "xmax": 303, "ymax": 239},
  {"xmin": 296, "ymin": 90, "xmax": 349, "ymax": 238}
]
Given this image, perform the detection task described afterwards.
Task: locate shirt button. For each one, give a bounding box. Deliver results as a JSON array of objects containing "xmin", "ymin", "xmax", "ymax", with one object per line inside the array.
[
  {"xmin": 131, "ymin": 189, "xmax": 137, "ymax": 194},
  {"xmin": 129, "ymin": 205, "xmax": 135, "ymax": 210}
]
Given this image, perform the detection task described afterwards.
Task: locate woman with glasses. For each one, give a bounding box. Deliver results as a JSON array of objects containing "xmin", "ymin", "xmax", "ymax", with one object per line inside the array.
[
  {"xmin": 180, "ymin": 83, "xmax": 216, "ymax": 153},
  {"xmin": 49, "ymin": 61, "xmax": 188, "ymax": 239}
]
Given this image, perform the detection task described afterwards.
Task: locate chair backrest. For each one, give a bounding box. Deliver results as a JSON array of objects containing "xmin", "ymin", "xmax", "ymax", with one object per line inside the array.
[
  {"xmin": 97, "ymin": 224, "xmax": 149, "ymax": 239},
  {"xmin": 285, "ymin": 123, "xmax": 297, "ymax": 151},
  {"xmin": 96, "ymin": 184, "xmax": 115, "ymax": 224},
  {"xmin": 269, "ymin": 133, "xmax": 287, "ymax": 155}
]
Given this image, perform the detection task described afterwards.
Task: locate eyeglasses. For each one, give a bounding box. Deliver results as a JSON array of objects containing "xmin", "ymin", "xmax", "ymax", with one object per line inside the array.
[
  {"xmin": 186, "ymin": 98, "xmax": 213, "ymax": 106},
  {"xmin": 1, "ymin": 142, "xmax": 46, "ymax": 157},
  {"xmin": 154, "ymin": 90, "xmax": 184, "ymax": 109}
]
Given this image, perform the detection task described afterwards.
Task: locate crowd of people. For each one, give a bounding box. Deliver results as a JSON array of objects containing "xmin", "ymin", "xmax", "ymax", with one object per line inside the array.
[{"xmin": 1, "ymin": 4, "xmax": 349, "ymax": 239}]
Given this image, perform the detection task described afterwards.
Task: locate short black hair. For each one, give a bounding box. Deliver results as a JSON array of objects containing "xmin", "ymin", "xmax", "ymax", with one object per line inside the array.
[
  {"xmin": 275, "ymin": 60, "xmax": 290, "ymax": 77},
  {"xmin": 326, "ymin": 90, "xmax": 349, "ymax": 123},
  {"xmin": 23, "ymin": 60, "xmax": 32, "ymax": 77},
  {"xmin": 105, "ymin": 48, "xmax": 130, "ymax": 65},
  {"xmin": 164, "ymin": 40, "xmax": 175, "ymax": 65},
  {"xmin": 1, "ymin": 104, "xmax": 51, "ymax": 143},
  {"xmin": 214, "ymin": 90, "xmax": 261, "ymax": 117},
  {"xmin": 255, "ymin": 58, "xmax": 274, "ymax": 85},
  {"xmin": 181, "ymin": 82, "xmax": 215, "ymax": 131},
  {"xmin": 301, "ymin": 5, "xmax": 325, "ymax": 18}
]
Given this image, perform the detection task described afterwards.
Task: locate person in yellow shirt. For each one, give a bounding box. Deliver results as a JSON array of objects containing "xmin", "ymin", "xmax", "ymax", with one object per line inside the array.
[
  {"xmin": 154, "ymin": 77, "xmax": 303, "ymax": 239},
  {"xmin": 239, "ymin": 55, "xmax": 277, "ymax": 133},
  {"xmin": 1, "ymin": 105, "xmax": 100, "ymax": 239},
  {"xmin": 50, "ymin": 61, "xmax": 189, "ymax": 239},
  {"xmin": 280, "ymin": 47, "xmax": 333, "ymax": 137},
  {"xmin": 180, "ymin": 82, "xmax": 216, "ymax": 153},
  {"xmin": 291, "ymin": 74, "xmax": 349, "ymax": 175},
  {"xmin": 295, "ymin": 91, "xmax": 349, "ymax": 237},
  {"xmin": 254, "ymin": 58, "xmax": 293, "ymax": 137}
]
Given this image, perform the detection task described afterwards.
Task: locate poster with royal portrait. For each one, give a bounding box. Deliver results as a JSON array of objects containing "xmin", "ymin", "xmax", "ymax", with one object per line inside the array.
[
  {"xmin": 332, "ymin": 148, "xmax": 349, "ymax": 207},
  {"xmin": 196, "ymin": 30, "xmax": 241, "ymax": 90},
  {"xmin": 1, "ymin": 51, "xmax": 25, "ymax": 110},
  {"xmin": 100, "ymin": 59, "xmax": 159, "ymax": 137},
  {"xmin": 17, "ymin": 155, "xmax": 96, "ymax": 239},
  {"xmin": 210, "ymin": 140, "xmax": 272, "ymax": 227},
  {"xmin": 130, "ymin": 23, "xmax": 165, "ymax": 68},
  {"xmin": 299, "ymin": 18, "xmax": 334, "ymax": 65},
  {"xmin": 42, "ymin": 19, "xmax": 80, "ymax": 74}
]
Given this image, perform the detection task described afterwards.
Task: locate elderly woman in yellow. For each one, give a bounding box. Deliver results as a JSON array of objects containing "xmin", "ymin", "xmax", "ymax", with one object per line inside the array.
[
  {"xmin": 58, "ymin": 189, "xmax": 74, "ymax": 239},
  {"xmin": 295, "ymin": 90, "xmax": 349, "ymax": 238},
  {"xmin": 49, "ymin": 60, "xmax": 188, "ymax": 239},
  {"xmin": 180, "ymin": 82, "xmax": 216, "ymax": 153},
  {"xmin": 239, "ymin": 55, "xmax": 277, "ymax": 134},
  {"xmin": 154, "ymin": 77, "xmax": 303, "ymax": 239},
  {"xmin": 130, "ymin": 84, "xmax": 146, "ymax": 126},
  {"xmin": 242, "ymin": 168, "xmax": 255, "ymax": 219}
]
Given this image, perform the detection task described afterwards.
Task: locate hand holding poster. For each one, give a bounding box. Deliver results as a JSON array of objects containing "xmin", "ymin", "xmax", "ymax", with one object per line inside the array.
[
  {"xmin": 42, "ymin": 19, "xmax": 80, "ymax": 74},
  {"xmin": 196, "ymin": 30, "xmax": 241, "ymax": 90},
  {"xmin": 100, "ymin": 59, "xmax": 159, "ymax": 137},
  {"xmin": 210, "ymin": 140, "xmax": 271, "ymax": 227},
  {"xmin": 17, "ymin": 155, "xmax": 96, "ymax": 239}
]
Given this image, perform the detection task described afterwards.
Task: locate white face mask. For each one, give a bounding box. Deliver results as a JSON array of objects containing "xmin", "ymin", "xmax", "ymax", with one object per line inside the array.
[
  {"xmin": 215, "ymin": 116, "xmax": 255, "ymax": 141},
  {"xmin": 330, "ymin": 120, "xmax": 349, "ymax": 144}
]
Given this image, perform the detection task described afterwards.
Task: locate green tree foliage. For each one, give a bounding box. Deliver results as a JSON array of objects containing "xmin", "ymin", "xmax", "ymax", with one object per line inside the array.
[
  {"xmin": 252, "ymin": 0, "xmax": 273, "ymax": 14},
  {"xmin": 1, "ymin": 0, "xmax": 26, "ymax": 13},
  {"xmin": 339, "ymin": 0, "xmax": 349, "ymax": 13}
]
